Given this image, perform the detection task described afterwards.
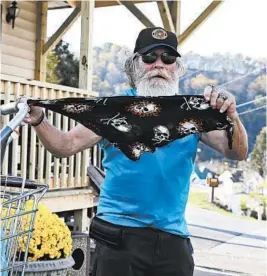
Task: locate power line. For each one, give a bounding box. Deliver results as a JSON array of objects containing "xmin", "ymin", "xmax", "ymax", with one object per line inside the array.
[
  {"xmin": 237, "ymin": 96, "xmax": 266, "ymax": 108},
  {"xmin": 179, "ymin": 68, "xmax": 204, "ymax": 81},
  {"xmin": 217, "ymin": 67, "xmax": 265, "ymax": 88},
  {"xmin": 180, "ymin": 65, "xmax": 264, "ymax": 83},
  {"xmin": 179, "ymin": 56, "xmax": 247, "ymax": 82},
  {"xmin": 239, "ymin": 105, "xmax": 266, "ymax": 116}
]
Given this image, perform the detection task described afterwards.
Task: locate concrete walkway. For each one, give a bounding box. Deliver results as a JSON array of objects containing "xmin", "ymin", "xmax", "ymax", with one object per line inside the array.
[{"xmin": 186, "ymin": 204, "xmax": 266, "ymax": 276}]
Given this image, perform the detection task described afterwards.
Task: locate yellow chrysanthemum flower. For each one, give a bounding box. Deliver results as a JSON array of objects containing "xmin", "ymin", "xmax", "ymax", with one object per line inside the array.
[{"xmin": 1, "ymin": 200, "xmax": 72, "ymax": 261}]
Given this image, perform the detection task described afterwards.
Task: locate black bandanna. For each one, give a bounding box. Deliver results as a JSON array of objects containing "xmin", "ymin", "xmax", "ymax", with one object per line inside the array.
[{"xmin": 28, "ymin": 95, "xmax": 234, "ymax": 161}]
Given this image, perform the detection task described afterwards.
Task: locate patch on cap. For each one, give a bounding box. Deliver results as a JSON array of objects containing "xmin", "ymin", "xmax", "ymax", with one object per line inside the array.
[{"xmin": 152, "ymin": 28, "xmax": 168, "ymax": 40}]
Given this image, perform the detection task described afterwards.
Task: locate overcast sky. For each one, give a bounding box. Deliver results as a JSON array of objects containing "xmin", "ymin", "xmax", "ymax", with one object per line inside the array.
[{"xmin": 47, "ymin": 0, "xmax": 267, "ymax": 59}]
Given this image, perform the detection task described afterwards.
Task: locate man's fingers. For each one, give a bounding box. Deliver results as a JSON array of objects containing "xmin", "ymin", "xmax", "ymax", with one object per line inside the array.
[
  {"xmin": 23, "ymin": 117, "xmax": 31, "ymax": 124},
  {"xmin": 220, "ymin": 99, "xmax": 232, "ymax": 113},
  {"xmin": 18, "ymin": 97, "xmax": 27, "ymax": 103},
  {"xmin": 210, "ymin": 91, "xmax": 219, "ymax": 109},
  {"xmin": 203, "ymin": 86, "xmax": 236, "ymax": 114},
  {"xmin": 22, "ymin": 113, "xmax": 34, "ymax": 124},
  {"xmin": 216, "ymin": 98, "xmax": 224, "ymax": 110},
  {"xmin": 204, "ymin": 86, "xmax": 213, "ymax": 101},
  {"xmin": 204, "ymin": 85, "xmax": 220, "ymax": 109}
]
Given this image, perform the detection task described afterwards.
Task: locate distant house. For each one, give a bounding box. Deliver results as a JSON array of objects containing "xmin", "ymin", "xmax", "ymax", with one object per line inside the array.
[{"xmin": 194, "ymin": 163, "xmax": 216, "ymax": 180}]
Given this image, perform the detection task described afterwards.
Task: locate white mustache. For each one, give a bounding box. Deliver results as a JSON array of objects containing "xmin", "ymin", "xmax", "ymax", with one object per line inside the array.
[{"xmin": 142, "ymin": 69, "xmax": 170, "ymax": 81}]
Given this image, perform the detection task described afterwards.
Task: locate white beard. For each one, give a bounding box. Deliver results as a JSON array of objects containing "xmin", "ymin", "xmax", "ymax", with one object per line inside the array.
[{"xmin": 136, "ymin": 78, "xmax": 178, "ymax": 97}]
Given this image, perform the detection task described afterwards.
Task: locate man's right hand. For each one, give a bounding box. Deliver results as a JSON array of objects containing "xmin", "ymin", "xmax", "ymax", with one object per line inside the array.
[
  {"xmin": 17, "ymin": 98, "xmax": 102, "ymax": 158},
  {"xmin": 20, "ymin": 98, "xmax": 44, "ymax": 126}
]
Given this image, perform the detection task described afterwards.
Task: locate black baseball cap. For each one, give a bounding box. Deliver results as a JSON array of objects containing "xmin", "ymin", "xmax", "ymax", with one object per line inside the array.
[{"xmin": 134, "ymin": 27, "xmax": 181, "ymax": 57}]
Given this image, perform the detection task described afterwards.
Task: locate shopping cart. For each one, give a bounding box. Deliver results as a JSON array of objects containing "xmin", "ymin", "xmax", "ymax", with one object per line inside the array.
[{"xmin": 0, "ymin": 101, "xmax": 48, "ymax": 275}]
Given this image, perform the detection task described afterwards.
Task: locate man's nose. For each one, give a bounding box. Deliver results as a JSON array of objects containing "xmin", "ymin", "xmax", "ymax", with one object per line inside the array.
[{"xmin": 153, "ymin": 56, "xmax": 165, "ymax": 69}]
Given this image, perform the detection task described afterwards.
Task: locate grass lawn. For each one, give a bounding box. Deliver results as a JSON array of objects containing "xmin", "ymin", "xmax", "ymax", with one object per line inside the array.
[{"xmin": 188, "ymin": 190, "xmax": 253, "ymax": 219}]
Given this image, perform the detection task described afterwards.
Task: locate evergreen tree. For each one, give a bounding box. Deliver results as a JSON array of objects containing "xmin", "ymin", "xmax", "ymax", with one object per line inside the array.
[{"xmin": 54, "ymin": 40, "xmax": 79, "ymax": 88}]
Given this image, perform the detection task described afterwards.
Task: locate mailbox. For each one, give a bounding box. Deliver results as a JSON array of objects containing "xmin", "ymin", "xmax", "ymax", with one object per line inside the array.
[{"xmin": 207, "ymin": 177, "xmax": 219, "ymax": 187}]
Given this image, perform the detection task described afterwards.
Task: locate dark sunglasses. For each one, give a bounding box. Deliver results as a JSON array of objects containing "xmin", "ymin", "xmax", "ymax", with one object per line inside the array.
[{"xmin": 141, "ymin": 52, "xmax": 177, "ymax": 65}]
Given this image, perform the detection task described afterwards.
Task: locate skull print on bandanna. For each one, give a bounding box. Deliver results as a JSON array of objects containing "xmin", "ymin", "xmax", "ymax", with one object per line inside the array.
[
  {"xmin": 152, "ymin": 125, "xmax": 171, "ymax": 144},
  {"xmin": 177, "ymin": 119, "xmax": 204, "ymax": 135},
  {"xmin": 100, "ymin": 113, "xmax": 132, "ymax": 133},
  {"xmin": 130, "ymin": 142, "xmax": 152, "ymax": 159},
  {"xmin": 28, "ymin": 95, "xmax": 234, "ymax": 161},
  {"xmin": 181, "ymin": 97, "xmax": 210, "ymax": 110},
  {"xmin": 63, "ymin": 103, "xmax": 93, "ymax": 114},
  {"xmin": 126, "ymin": 101, "xmax": 161, "ymax": 117}
]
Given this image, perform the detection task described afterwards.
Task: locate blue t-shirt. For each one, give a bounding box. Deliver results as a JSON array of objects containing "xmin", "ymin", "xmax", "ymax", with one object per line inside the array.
[{"xmin": 97, "ymin": 89, "xmax": 199, "ymax": 237}]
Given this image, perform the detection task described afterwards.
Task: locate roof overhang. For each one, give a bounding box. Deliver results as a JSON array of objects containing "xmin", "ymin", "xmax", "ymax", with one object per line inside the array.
[{"xmin": 48, "ymin": 1, "xmax": 151, "ymax": 10}]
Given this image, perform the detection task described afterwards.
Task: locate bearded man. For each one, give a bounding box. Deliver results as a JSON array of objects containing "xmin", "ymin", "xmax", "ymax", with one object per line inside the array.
[{"xmin": 24, "ymin": 27, "xmax": 248, "ymax": 276}]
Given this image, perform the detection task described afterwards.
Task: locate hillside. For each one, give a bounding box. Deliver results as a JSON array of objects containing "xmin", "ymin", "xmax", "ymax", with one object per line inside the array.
[{"xmin": 48, "ymin": 41, "xmax": 266, "ymax": 161}]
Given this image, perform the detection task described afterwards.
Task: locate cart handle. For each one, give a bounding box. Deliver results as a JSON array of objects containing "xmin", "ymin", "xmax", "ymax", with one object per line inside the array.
[
  {"xmin": 0, "ymin": 102, "xmax": 29, "ymax": 131},
  {"xmin": 0, "ymin": 176, "xmax": 48, "ymax": 190}
]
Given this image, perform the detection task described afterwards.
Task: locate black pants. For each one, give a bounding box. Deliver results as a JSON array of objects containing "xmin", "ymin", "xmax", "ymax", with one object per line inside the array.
[{"xmin": 90, "ymin": 217, "xmax": 194, "ymax": 276}]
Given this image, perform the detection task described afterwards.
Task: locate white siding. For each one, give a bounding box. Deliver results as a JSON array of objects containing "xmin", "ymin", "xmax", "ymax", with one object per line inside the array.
[{"xmin": 1, "ymin": 1, "xmax": 36, "ymax": 79}]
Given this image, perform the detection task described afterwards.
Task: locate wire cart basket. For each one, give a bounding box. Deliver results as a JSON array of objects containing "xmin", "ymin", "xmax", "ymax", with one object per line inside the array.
[
  {"xmin": 1, "ymin": 176, "xmax": 48, "ymax": 275},
  {"xmin": 1, "ymin": 101, "xmax": 48, "ymax": 275}
]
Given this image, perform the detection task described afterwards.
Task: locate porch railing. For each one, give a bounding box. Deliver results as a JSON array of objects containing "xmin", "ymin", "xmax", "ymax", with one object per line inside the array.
[{"xmin": 1, "ymin": 74, "xmax": 103, "ymax": 190}]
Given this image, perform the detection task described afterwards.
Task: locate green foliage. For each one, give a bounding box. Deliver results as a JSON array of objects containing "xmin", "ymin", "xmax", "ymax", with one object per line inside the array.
[
  {"xmin": 189, "ymin": 191, "xmax": 245, "ymax": 218},
  {"xmin": 250, "ymin": 127, "xmax": 266, "ymax": 177},
  {"xmin": 240, "ymin": 191, "xmax": 266, "ymax": 221},
  {"xmin": 240, "ymin": 195, "xmax": 248, "ymax": 210},
  {"xmin": 248, "ymin": 191, "xmax": 266, "ymax": 208},
  {"xmin": 248, "ymin": 75, "xmax": 266, "ymax": 96},
  {"xmin": 46, "ymin": 51, "xmax": 61, "ymax": 84},
  {"xmin": 54, "ymin": 40, "xmax": 79, "ymax": 88},
  {"xmin": 256, "ymin": 179, "xmax": 267, "ymax": 190}
]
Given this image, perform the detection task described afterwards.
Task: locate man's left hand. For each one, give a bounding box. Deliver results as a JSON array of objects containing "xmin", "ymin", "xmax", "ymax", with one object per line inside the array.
[{"xmin": 204, "ymin": 85, "xmax": 238, "ymax": 120}]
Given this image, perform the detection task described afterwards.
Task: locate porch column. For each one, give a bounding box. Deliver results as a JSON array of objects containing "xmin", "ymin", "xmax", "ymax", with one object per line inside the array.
[
  {"xmin": 76, "ymin": 0, "xmax": 95, "ymax": 234},
  {"xmin": 79, "ymin": 0, "xmax": 95, "ymax": 89},
  {"xmin": 169, "ymin": 1, "xmax": 181, "ymax": 94},
  {"xmin": 35, "ymin": 1, "xmax": 48, "ymax": 81}
]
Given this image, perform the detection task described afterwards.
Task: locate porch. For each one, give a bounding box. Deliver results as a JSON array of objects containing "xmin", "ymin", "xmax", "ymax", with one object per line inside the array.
[
  {"xmin": 1, "ymin": 73, "xmax": 104, "ymax": 230},
  {"xmin": 1, "ymin": 0, "xmax": 224, "ymax": 234}
]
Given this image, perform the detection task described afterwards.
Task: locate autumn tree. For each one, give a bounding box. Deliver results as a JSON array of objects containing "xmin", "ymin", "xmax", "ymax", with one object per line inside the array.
[
  {"xmin": 190, "ymin": 74, "xmax": 218, "ymax": 90},
  {"xmin": 250, "ymin": 127, "xmax": 267, "ymax": 177},
  {"xmin": 44, "ymin": 40, "xmax": 266, "ymax": 162},
  {"xmin": 248, "ymin": 75, "xmax": 266, "ymax": 94},
  {"xmin": 46, "ymin": 51, "xmax": 61, "ymax": 84}
]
